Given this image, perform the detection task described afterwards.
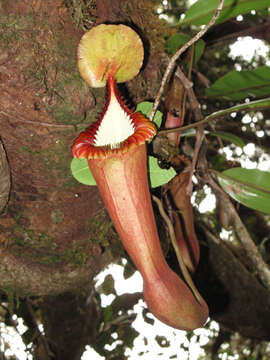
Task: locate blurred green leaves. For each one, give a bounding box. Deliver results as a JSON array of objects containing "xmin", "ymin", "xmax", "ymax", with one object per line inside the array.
[
  {"xmin": 136, "ymin": 101, "xmax": 163, "ymax": 128},
  {"xmin": 206, "ymin": 66, "xmax": 270, "ymax": 100},
  {"xmin": 180, "ymin": 0, "xmax": 270, "ymax": 26},
  {"xmin": 207, "ymin": 131, "xmax": 245, "ymax": 148},
  {"xmin": 70, "ymin": 157, "xmax": 97, "ymax": 185},
  {"xmin": 70, "ymin": 155, "xmax": 176, "ymax": 189},
  {"xmin": 217, "ymin": 168, "xmax": 270, "ymax": 214},
  {"xmin": 148, "ymin": 156, "xmax": 176, "ymax": 188}
]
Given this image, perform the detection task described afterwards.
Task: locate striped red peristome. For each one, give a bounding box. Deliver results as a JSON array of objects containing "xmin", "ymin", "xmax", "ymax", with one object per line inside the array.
[{"xmin": 72, "ymin": 75, "xmax": 156, "ymax": 159}]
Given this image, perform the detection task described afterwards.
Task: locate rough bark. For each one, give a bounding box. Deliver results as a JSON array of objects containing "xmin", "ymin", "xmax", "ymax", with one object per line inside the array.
[
  {"xmin": 0, "ymin": 0, "xmax": 164, "ymax": 357},
  {"xmin": 0, "ymin": 0, "xmax": 165, "ymax": 296},
  {"xmin": 0, "ymin": 139, "xmax": 10, "ymax": 213}
]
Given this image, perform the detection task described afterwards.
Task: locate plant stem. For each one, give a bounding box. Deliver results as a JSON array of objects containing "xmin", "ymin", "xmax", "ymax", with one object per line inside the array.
[{"xmin": 158, "ymin": 97, "xmax": 270, "ymax": 135}]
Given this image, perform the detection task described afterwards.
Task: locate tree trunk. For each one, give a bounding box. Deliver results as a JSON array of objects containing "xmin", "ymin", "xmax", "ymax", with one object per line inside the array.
[
  {"xmin": 0, "ymin": 0, "xmax": 163, "ymax": 296},
  {"xmin": 0, "ymin": 0, "xmax": 163, "ymax": 358},
  {"xmin": 0, "ymin": 139, "xmax": 10, "ymax": 214}
]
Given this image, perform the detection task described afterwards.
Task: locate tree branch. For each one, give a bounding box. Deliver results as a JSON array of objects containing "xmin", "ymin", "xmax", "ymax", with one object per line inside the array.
[{"xmin": 158, "ymin": 97, "xmax": 270, "ymax": 135}]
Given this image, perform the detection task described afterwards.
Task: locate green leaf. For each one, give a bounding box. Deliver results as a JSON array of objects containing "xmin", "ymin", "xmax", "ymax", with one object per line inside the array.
[
  {"xmin": 217, "ymin": 168, "xmax": 270, "ymax": 214},
  {"xmin": 122, "ymin": 327, "xmax": 139, "ymax": 349},
  {"xmin": 149, "ymin": 156, "xmax": 176, "ymax": 188},
  {"xmin": 206, "ymin": 66, "xmax": 270, "ymax": 100},
  {"xmin": 180, "ymin": 129, "xmax": 244, "ymax": 148},
  {"xmin": 181, "ymin": 0, "xmax": 270, "ymax": 26},
  {"xmin": 208, "ymin": 131, "xmax": 245, "ymax": 148},
  {"xmin": 71, "ymin": 102, "xmax": 163, "ymax": 186},
  {"xmin": 99, "ymin": 274, "xmax": 116, "ymax": 296},
  {"xmin": 123, "ymin": 261, "xmax": 136, "ymax": 279},
  {"xmin": 136, "ymin": 101, "xmax": 163, "ymax": 128},
  {"xmin": 70, "ymin": 154, "xmax": 176, "ymax": 188},
  {"xmin": 210, "ymin": 154, "xmax": 227, "ymax": 171},
  {"xmin": 166, "ymin": 33, "xmax": 205, "ymax": 64},
  {"xmin": 22, "ymin": 328, "xmax": 36, "ymax": 345},
  {"xmin": 70, "ymin": 154, "xmax": 177, "ymax": 188},
  {"xmin": 103, "ymin": 305, "xmax": 113, "ymax": 323},
  {"xmin": 111, "ymin": 293, "xmax": 141, "ymax": 315},
  {"xmin": 70, "ymin": 158, "xmax": 96, "ymax": 186}
]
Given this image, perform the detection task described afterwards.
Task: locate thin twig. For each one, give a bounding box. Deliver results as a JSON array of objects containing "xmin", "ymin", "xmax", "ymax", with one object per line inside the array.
[
  {"xmin": 158, "ymin": 97, "xmax": 270, "ymax": 135},
  {"xmin": 152, "ymin": 195, "xmax": 202, "ymax": 303},
  {"xmin": 149, "ymin": 0, "xmax": 225, "ymax": 122},
  {"xmin": 180, "ymin": 44, "xmax": 194, "ymax": 121},
  {"xmin": 175, "ymin": 66, "xmax": 202, "ymax": 121},
  {"xmin": 163, "ymin": 189, "xmax": 174, "ymax": 225},
  {"xmin": 187, "ymin": 126, "xmax": 204, "ymax": 195}
]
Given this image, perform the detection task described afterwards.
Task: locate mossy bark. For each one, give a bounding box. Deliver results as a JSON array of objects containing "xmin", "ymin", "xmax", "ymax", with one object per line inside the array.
[
  {"xmin": 0, "ymin": 1, "xmax": 164, "ymax": 358},
  {"xmin": 0, "ymin": 140, "xmax": 10, "ymax": 213},
  {"xmin": 0, "ymin": 0, "xmax": 164, "ymax": 297}
]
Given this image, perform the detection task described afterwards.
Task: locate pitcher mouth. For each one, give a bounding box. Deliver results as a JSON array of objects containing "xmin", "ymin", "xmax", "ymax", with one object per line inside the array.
[{"xmin": 72, "ymin": 75, "xmax": 156, "ymax": 159}]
